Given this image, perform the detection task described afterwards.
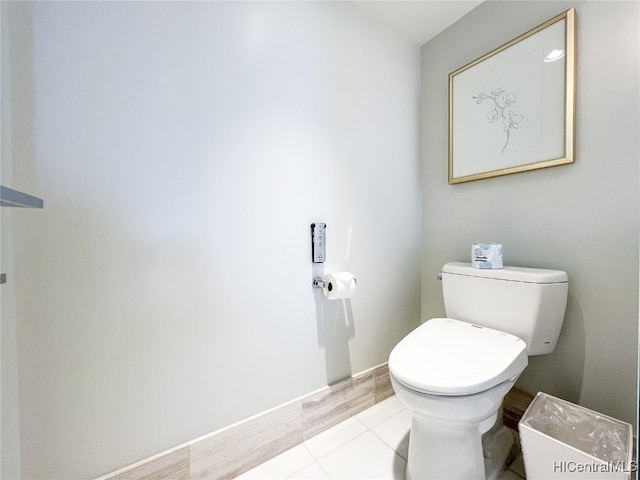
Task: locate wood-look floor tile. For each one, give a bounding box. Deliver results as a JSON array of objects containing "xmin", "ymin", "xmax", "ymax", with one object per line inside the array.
[
  {"xmin": 374, "ymin": 363, "xmax": 394, "ymax": 403},
  {"xmin": 104, "ymin": 447, "xmax": 189, "ymax": 480},
  {"xmin": 189, "ymin": 400, "xmax": 303, "ymax": 480},
  {"xmin": 504, "ymin": 387, "xmax": 534, "ymax": 430},
  {"xmin": 302, "ymin": 370, "xmax": 374, "ymax": 440}
]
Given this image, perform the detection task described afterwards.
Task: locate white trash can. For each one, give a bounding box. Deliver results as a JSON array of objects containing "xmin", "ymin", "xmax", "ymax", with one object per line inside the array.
[{"xmin": 518, "ymin": 392, "xmax": 635, "ymax": 479}]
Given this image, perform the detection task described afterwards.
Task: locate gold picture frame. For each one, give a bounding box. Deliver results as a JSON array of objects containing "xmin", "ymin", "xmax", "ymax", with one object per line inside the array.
[{"xmin": 448, "ymin": 8, "xmax": 575, "ymax": 184}]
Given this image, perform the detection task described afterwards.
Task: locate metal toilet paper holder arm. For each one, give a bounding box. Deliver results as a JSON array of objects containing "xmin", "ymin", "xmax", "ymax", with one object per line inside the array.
[
  {"xmin": 312, "ymin": 277, "xmax": 332, "ymax": 291},
  {"xmin": 313, "ymin": 276, "xmax": 357, "ymax": 291}
]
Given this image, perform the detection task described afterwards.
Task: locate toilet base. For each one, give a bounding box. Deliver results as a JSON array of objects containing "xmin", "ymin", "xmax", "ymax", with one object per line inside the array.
[
  {"xmin": 482, "ymin": 413, "xmax": 516, "ymax": 480},
  {"xmin": 405, "ymin": 411, "xmax": 515, "ymax": 480},
  {"xmin": 390, "ymin": 374, "xmax": 520, "ymax": 480},
  {"xmin": 406, "ymin": 411, "xmax": 488, "ymax": 480}
]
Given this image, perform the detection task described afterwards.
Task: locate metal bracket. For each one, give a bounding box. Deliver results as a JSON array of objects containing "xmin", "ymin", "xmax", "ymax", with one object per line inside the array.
[{"xmin": 312, "ymin": 277, "xmax": 330, "ymax": 290}]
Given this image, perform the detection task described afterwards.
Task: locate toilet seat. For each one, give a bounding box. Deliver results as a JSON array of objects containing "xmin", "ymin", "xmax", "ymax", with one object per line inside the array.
[{"xmin": 389, "ymin": 318, "xmax": 527, "ymax": 396}]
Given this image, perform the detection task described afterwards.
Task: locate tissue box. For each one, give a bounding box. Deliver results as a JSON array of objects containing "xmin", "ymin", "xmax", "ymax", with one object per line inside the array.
[{"xmin": 472, "ymin": 243, "xmax": 503, "ymax": 269}]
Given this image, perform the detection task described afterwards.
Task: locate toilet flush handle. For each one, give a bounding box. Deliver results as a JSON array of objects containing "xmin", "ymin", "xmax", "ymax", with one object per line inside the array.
[{"xmin": 436, "ymin": 272, "xmax": 443, "ymax": 281}]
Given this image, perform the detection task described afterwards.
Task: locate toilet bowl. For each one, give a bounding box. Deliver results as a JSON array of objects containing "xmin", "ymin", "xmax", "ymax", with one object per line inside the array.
[
  {"xmin": 389, "ymin": 318, "xmax": 527, "ymax": 479},
  {"xmin": 391, "ymin": 376, "xmax": 518, "ymax": 480},
  {"xmin": 389, "ymin": 262, "xmax": 568, "ymax": 480}
]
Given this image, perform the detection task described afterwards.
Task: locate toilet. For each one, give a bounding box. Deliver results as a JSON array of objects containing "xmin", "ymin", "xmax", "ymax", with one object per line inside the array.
[{"xmin": 389, "ymin": 262, "xmax": 568, "ymax": 480}]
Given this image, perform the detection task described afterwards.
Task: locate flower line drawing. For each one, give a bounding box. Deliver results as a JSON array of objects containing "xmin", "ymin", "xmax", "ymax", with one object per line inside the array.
[{"xmin": 473, "ymin": 88, "xmax": 524, "ymax": 155}]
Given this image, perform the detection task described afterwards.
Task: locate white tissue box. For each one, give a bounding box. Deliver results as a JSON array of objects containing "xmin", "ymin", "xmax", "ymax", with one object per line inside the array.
[{"xmin": 471, "ymin": 243, "xmax": 503, "ymax": 269}]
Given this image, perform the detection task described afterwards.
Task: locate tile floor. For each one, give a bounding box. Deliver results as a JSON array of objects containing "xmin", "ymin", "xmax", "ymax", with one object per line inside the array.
[{"xmin": 236, "ymin": 395, "xmax": 526, "ymax": 479}]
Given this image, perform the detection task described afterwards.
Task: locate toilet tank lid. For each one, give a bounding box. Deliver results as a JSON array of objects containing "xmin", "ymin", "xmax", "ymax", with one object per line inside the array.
[{"xmin": 442, "ymin": 262, "xmax": 568, "ymax": 284}]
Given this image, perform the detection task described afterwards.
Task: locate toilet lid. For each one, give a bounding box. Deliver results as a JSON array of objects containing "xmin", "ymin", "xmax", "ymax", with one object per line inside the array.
[{"xmin": 389, "ymin": 318, "xmax": 528, "ymax": 396}]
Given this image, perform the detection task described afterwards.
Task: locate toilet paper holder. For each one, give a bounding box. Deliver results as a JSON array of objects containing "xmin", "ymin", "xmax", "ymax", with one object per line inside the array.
[
  {"xmin": 312, "ymin": 276, "xmax": 357, "ymax": 291},
  {"xmin": 313, "ymin": 277, "xmax": 331, "ymax": 290}
]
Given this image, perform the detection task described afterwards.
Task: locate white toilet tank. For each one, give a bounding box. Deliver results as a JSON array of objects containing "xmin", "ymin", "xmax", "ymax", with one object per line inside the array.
[{"xmin": 441, "ymin": 262, "xmax": 568, "ymax": 355}]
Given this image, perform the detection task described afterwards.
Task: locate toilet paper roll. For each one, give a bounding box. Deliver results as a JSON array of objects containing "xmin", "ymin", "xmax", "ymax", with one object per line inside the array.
[
  {"xmin": 323, "ymin": 272, "xmax": 357, "ymax": 300},
  {"xmin": 471, "ymin": 243, "xmax": 503, "ymax": 269}
]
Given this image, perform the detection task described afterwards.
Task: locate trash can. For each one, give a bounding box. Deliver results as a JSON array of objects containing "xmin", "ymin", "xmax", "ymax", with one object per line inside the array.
[{"xmin": 519, "ymin": 392, "xmax": 635, "ymax": 479}]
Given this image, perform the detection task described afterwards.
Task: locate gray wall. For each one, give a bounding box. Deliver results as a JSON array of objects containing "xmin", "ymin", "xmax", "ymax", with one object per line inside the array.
[
  {"xmin": 1, "ymin": 2, "xmax": 421, "ymax": 478},
  {"xmin": 421, "ymin": 0, "xmax": 639, "ymax": 426}
]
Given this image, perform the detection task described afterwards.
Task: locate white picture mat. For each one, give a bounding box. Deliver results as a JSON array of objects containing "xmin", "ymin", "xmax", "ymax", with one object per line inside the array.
[{"xmin": 451, "ymin": 20, "xmax": 567, "ymax": 179}]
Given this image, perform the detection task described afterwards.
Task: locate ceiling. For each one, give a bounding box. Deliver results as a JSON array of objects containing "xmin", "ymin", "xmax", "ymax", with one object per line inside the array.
[{"xmin": 354, "ymin": 0, "xmax": 483, "ymax": 45}]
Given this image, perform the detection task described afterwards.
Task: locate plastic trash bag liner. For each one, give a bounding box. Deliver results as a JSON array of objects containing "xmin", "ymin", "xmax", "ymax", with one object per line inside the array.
[{"xmin": 520, "ymin": 392, "xmax": 630, "ymax": 463}]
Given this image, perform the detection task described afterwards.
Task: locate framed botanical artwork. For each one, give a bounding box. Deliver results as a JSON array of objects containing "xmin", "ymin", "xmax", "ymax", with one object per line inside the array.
[{"xmin": 448, "ymin": 8, "xmax": 575, "ymax": 184}]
